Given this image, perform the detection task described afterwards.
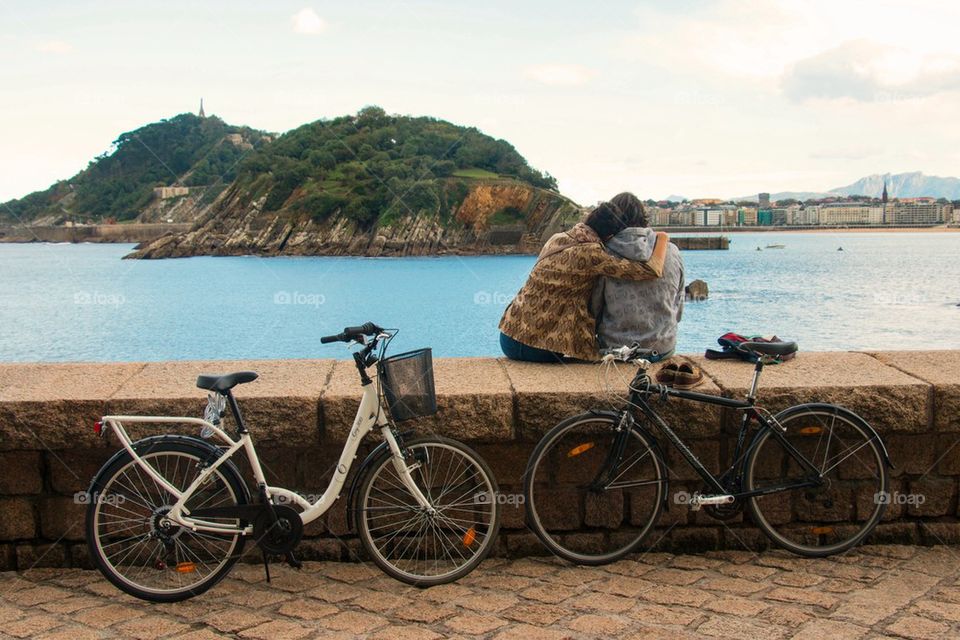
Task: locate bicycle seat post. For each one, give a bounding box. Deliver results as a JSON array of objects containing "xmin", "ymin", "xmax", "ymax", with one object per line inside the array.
[
  {"xmin": 746, "ymin": 359, "xmax": 765, "ymax": 403},
  {"xmin": 224, "ymin": 390, "xmax": 249, "ymax": 435}
]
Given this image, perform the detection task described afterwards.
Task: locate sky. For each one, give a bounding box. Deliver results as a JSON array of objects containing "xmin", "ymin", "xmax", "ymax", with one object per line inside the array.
[{"xmin": 2, "ymin": 0, "xmax": 960, "ymax": 204}]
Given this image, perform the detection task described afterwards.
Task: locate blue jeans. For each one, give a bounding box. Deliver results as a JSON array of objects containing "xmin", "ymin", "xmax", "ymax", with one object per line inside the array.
[{"xmin": 499, "ymin": 332, "xmax": 564, "ymax": 363}]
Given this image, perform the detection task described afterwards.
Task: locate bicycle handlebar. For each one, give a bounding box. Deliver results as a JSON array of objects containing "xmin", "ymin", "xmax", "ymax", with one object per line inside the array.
[
  {"xmin": 602, "ymin": 343, "xmax": 659, "ymax": 364},
  {"xmin": 320, "ymin": 322, "xmax": 385, "ymax": 344}
]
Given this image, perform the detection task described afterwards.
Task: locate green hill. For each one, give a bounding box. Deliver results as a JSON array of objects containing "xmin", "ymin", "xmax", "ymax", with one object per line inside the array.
[
  {"xmin": 232, "ymin": 105, "xmax": 557, "ymax": 228},
  {"xmin": 1, "ymin": 114, "xmax": 268, "ymax": 223},
  {"xmin": 2, "ymin": 107, "xmax": 559, "ymax": 233}
]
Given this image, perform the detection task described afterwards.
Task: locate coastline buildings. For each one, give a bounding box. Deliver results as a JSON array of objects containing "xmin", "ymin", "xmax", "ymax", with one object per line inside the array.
[
  {"xmin": 888, "ymin": 200, "xmax": 950, "ymax": 224},
  {"xmin": 646, "ymin": 193, "xmax": 954, "ymax": 228}
]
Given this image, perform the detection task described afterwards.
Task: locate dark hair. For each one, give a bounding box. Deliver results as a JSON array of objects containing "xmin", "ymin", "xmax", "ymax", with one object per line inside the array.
[
  {"xmin": 584, "ymin": 201, "xmax": 630, "ymax": 239},
  {"xmin": 610, "ymin": 192, "xmax": 648, "ymax": 227}
]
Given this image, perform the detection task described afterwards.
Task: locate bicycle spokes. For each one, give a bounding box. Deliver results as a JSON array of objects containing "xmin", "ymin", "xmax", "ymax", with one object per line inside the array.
[
  {"xmin": 746, "ymin": 409, "xmax": 888, "ymax": 555},
  {"xmin": 90, "ymin": 449, "xmax": 243, "ymax": 597},
  {"xmin": 358, "ymin": 439, "xmax": 499, "ymax": 583},
  {"xmin": 524, "ymin": 415, "xmax": 665, "ymax": 564}
]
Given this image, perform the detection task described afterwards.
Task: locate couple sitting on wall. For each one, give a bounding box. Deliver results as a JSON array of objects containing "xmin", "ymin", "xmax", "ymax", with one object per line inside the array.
[{"xmin": 499, "ymin": 192, "xmax": 684, "ymax": 363}]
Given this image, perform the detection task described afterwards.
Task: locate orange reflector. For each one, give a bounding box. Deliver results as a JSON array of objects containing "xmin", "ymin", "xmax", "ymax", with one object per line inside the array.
[
  {"xmin": 811, "ymin": 526, "xmax": 834, "ymax": 535},
  {"xmin": 463, "ymin": 527, "xmax": 476, "ymax": 547},
  {"xmin": 175, "ymin": 562, "xmax": 197, "ymax": 573},
  {"xmin": 799, "ymin": 426, "xmax": 823, "ymax": 435},
  {"xmin": 568, "ymin": 442, "xmax": 595, "ymax": 457}
]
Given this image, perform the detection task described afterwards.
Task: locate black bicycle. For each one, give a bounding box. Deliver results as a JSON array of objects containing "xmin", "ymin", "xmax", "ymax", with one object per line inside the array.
[{"xmin": 523, "ymin": 341, "xmax": 892, "ymax": 565}]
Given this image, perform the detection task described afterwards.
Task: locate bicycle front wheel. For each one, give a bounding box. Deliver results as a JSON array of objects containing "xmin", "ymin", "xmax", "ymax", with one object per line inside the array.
[
  {"xmin": 745, "ymin": 406, "xmax": 889, "ymax": 557},
  {"xmin": 356, "ymin": 436, "xmax": 500, "ymax": 586},
  {"xmin": 523, "ymin": 413, "xmax": 666, "ymax": 565}
]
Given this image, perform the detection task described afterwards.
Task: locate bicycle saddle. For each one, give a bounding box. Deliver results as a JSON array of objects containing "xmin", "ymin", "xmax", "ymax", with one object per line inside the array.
[
  {"xmin": 740, "ymin": 341, "xmax": 798, "ymax": 357},
  {"xmin": 196, "ymin": 371, "xmax": 259, "ymax": 392}
]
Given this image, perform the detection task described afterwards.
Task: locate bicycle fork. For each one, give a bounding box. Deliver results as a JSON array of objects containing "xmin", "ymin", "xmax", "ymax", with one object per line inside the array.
[{"xmin": 381, "ymin": 426, "xmax": 436, "ymax": 514}]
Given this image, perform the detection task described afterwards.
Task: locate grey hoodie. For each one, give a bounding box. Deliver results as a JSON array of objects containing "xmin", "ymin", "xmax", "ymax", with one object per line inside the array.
[{"xmin": 590, "ymin": 227, "xmax": 685, "ymax": 355}]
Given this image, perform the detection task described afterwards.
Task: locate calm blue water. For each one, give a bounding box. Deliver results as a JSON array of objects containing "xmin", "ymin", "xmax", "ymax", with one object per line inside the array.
[{"xmin": 0, "ymin": 233, "xmax": 958, "ymax": 362}]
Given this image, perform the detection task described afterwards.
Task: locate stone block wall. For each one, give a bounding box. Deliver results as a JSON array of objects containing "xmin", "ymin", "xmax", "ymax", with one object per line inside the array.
[{"xmin": 0, "ymin": 351, "xmax": 958, "ymax": 570}]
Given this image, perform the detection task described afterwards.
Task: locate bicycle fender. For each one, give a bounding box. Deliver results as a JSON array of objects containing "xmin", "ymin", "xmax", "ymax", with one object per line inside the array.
[
  {"xmin": 345, "ymin": 440, "xmax": 392, "ymax": 532},
  {"xmin": 345, "ymin": 430, "xmax": 417, "ymax": 532},
  {"xmin": 747, "ymin": 403, "xmax": 894, "ymax": 469},
  {"xmin": 87, "ymin": 434, "xmax": 252, "ymax": 504}
]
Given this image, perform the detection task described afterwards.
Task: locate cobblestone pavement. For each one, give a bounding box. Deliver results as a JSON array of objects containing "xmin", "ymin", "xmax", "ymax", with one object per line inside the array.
[{"xmin": 3, "ymin": 545, "xmax": 960, "ymax": 639}]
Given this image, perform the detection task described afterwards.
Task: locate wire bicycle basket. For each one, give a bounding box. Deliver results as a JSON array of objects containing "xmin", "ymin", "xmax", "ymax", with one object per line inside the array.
[{"xmin": 378, "ymin": 348, "xmax": 438, "ymax": 422}]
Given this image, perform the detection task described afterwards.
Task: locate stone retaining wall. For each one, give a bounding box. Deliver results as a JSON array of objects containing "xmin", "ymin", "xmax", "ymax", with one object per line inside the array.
[{"xmin": 1, "ymin": 351, "xmax": 958, "ymax": 570}]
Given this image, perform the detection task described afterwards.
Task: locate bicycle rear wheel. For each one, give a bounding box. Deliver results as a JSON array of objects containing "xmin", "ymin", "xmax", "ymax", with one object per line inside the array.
[
  {"xmin": 356, "ymin": 436, "xmax": 500, "ymax": 586},
  {"xmin": 745, "ymin": 406, "xmax": 889, "ymax": 557},
  {"xmin": 86, "ymin": 437, "xmax": 248, "ymax": 602},
  {"xmin": 523, "ymin": 413, "xmax": 666, "ymax": 565}
]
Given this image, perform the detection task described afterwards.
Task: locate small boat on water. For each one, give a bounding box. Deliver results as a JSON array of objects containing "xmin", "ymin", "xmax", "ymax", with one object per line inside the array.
[{"xmin": 765, "ymin": 244, "xmax": 786, "ymax": 249}]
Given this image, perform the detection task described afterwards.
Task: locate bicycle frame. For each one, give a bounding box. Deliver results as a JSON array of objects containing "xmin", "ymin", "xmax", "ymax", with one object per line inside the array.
[
  {"xmin": 100, "ymin": 380, "xmax": 433, "ymax": 536},
  {"xmin": 625, "ymin": 376, "xmax": 823, "ymax": 500}
]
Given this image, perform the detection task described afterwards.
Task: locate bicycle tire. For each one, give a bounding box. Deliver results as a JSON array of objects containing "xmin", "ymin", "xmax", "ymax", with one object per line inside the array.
[
  {"xmin": 523, "ymin": 412, "xmax": 666, "ymax": 565},
  {"xmin": 356, "ymin": 436, "xmax": 500, "ymax": 586},
  {"xmin": 86, "ymin": 437, "xmax": 248, "ymax": 602},
  {"xmin": 745, "ymin": 405, "xmax": 889, "ymax": 557}
]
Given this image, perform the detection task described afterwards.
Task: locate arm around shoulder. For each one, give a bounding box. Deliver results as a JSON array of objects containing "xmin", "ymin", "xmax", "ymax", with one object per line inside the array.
[{"xmin": 589, "ymin": 232, "xmax": 669, "ymax": 281}]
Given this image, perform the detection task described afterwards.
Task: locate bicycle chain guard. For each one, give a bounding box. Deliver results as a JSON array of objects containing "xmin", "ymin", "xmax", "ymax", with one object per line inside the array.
[{"xmin": 253, "ymin": 504, "xmax": 303, "ymax": 555}]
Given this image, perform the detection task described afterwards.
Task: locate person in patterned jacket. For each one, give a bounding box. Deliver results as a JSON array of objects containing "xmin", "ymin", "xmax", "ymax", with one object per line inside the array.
[{"xmin": 498, "ymin": 199, "xmax": 669, "ymax": 362}]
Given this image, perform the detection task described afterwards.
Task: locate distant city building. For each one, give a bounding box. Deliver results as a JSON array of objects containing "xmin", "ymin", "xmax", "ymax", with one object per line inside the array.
[
  {"xmin": 758, "ymin": 193, "xmax": 771, "ymax": 209},
  {"xmin": 790, "ymin": 206, "xmax": 819, "ymax": 225},
  {"xmin": 694, "ymin": 207, "xmax": 724, "ymax": 226},
  {"xmin": 154, "ymin": 186, "xmax": 190, "ymax": 199},
  {"xmin": 738, "ymin": 207, "xmax": 758, "ymax": 225},
  {"xmin": 769, "ymin": 208, "xmax": 789, "ymax": 225},
  {"xmin": 815, "ymin": 203, "xmax": 883, "ymax": 225},
  {"xmin": 649, "ymin": 207, "xmax": 671, "ymax": 227},
  {"xmin": 888, "ymin": 202, "xmax": 950, "ymax": 225},
  {"xmin": 881, "ymin": 181, "xmax": 889, "ymax": 224}
]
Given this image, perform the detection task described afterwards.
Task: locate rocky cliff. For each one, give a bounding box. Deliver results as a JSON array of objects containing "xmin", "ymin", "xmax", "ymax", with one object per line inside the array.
[{"xmin": 127, "ymin": 179, "xmax": 581, "ymax": 258}]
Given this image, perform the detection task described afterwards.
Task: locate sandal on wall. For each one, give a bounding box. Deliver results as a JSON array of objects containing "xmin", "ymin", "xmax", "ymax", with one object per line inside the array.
[
  {"xmin": 655, "ymin": 362, "xmax": 681, "ymax": 385},
  {"xmin": 672, "ymin": 363, "xmax": 705, "ymax": 390}
]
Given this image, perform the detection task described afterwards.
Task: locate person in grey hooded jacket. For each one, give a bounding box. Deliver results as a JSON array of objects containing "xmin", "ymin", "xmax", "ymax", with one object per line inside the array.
[{"xmin": 590, "ymin": 193, "xmax": 685, "ymax": 359}]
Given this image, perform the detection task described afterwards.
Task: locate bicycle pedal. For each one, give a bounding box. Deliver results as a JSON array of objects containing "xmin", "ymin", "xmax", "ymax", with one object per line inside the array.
[{"xmin": 689, "ymin": 494, "xmax": 735, "ymax": 511}]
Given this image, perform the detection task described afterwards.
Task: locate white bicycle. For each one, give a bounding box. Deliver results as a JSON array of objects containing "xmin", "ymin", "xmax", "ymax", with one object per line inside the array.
[{"xmin": 85, "ymin": 322, "xmax": 501, "ymax": 602}]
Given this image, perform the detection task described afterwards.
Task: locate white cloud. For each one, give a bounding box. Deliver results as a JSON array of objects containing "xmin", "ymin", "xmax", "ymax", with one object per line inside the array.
[
  {"xmin": 783, "ymin": 40, "xmax": 960, "ymax": 102},
  {"xmin": 291, "ymin": 8, "xmax": 326, "ymax": 35},
  {"xmin": 623, "ymin": 0, "xmax": 960, "ymax": 85},
  {"xmin": 35, "ymin": 40, "xmax": 72, "ymax": 54},
  {"xmin": 523, "ymin": 64, "xmax": 594, "ymax": 86}
]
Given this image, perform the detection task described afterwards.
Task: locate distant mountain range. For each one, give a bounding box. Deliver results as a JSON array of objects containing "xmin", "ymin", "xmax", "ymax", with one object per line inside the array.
[{"xmin": 731, "ymin": 172, "xmax": 960, "ymax": 203}]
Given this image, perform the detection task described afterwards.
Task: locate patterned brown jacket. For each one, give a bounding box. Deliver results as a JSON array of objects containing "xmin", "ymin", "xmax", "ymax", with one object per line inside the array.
[{"xmin": 499, "ymin": 223, "xmax": 669, "ymax": 361}]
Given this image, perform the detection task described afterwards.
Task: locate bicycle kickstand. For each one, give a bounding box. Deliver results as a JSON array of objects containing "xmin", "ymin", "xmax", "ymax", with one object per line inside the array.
[{"xmin": 285, "ymin": 550, "xmax": 303, "ymax": 570}]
